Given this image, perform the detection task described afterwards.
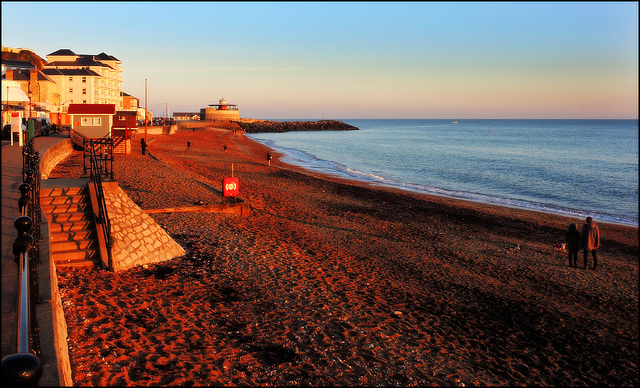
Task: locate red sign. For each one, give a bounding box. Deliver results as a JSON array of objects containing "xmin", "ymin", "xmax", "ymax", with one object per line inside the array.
[{"xmin": 223, "ymin": 177, "xmax": 239, "ymax": 197}]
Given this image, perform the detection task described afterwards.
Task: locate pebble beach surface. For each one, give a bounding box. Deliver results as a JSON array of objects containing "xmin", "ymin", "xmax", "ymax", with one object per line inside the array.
[{"xmin": 49, "ymin": 125, "xmax": 638, "ymax": 386}]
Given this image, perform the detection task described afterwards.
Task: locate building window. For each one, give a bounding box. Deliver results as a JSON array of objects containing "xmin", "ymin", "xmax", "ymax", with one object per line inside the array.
[
  {"xmin": 82, "ymin": 89, "xmax": 87, "ymax": 95},
  {"xmin": 69, "ymin": 88, "xmax": 73, "ymax": 94},
  {"xmin": 82, "ymin": 77, "xmax": 87, "ymax": 83},
  {"xmin": 81, "ymin": 117, "xmax": 102, "ymax": 126},
  {"xmin": 68, "ymin": 77, "xmax": 73, "ymax": 82},
  {"xmin": 83, "ymin": 100, "xmax": 87, "ymax": 104}
]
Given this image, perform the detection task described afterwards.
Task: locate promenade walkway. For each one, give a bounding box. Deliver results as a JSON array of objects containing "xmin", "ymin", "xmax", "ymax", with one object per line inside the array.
[{"xmin": 2, "ymin": 133, "xmax": 70, "ymax": 385}]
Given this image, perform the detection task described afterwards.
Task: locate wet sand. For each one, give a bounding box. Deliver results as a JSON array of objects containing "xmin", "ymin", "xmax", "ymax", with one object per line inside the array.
[{"xmin": 49, "ymin": 126, "xmax": 638, "ymax": 386}]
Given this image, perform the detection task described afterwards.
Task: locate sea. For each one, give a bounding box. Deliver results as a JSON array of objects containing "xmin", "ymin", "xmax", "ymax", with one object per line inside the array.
[{"xmin": 247, "ymin": 119, "xmax": 639, "ymax": 227}]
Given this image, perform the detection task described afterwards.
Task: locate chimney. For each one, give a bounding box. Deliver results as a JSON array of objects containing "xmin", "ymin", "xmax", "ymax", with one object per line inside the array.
[
  {"xmin": 30, "ymin": 69, "xmax": 38, "ymax": 82},
  {"xmin": 5, "ymin": 70, "xmax": 14, "ymax": 80}
]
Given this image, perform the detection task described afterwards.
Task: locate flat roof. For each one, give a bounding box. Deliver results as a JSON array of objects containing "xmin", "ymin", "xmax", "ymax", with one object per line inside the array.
[{"xmin": 68, "ymin": 104, "xmax": 116, "ymax": 114}]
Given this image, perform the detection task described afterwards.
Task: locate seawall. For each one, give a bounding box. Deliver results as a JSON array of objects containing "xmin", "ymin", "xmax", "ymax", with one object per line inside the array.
[{"xmin": 237, "ymin": 120, "xmax": 359, "ymax": 133}]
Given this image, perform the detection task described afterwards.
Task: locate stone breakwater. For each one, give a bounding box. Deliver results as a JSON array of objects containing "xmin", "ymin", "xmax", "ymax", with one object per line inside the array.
[{"xmin": 237, "ymin": 120, "xmax": 359, "ymax": 133}]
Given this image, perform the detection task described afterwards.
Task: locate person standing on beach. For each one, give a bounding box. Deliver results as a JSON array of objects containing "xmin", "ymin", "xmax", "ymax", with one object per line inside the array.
[
  {"xmin": 186, "ymin": 140, "xmax": 191, "ymax": 151},
  {"xmin": 267, "ymin": 152, "xmax": 272, "ymax": 166},
  {"xmin": 565, "ymin": 223, "xmax": 581, "ymax": 267},
  {"xmin": 140, "ymin": 138, "xmax": 146, "ymax": 155},
  {"xmin": 581, "ymin": 217, "xmax": 600, "ymax": 269}
]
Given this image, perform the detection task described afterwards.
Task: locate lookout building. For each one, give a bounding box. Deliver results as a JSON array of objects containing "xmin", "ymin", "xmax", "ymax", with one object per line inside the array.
[{"xmin": 200, "ymin": 98, "xmax": 239, "ymax": 123}]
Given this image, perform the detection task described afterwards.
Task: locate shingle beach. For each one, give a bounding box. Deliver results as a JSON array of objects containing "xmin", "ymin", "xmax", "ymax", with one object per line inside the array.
[{"xmin": 49, "ymin": 125, "xmax": 638, "ymax": 386}]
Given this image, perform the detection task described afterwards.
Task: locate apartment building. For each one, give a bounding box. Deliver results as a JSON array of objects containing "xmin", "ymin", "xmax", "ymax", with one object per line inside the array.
[{"xmin": 43, "ymin": 49, "xmax": 123, "ymax": 109}]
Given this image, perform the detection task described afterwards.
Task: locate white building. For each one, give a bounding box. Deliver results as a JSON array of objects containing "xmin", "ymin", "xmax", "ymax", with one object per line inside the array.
[{"xmin": 43, "ymin": 49, "xmax": 123, "ymax": 109}]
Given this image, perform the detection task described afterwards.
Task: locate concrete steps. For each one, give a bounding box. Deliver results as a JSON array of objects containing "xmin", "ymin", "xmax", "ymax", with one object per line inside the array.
[{"xmin": 41, "ymin": 185, "xmax": 100, "ymax": 268}]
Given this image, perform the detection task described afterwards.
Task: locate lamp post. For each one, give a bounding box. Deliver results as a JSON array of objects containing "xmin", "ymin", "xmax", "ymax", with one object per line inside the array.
[
  {"xmin": 28, "ymin": 92, "xmax": 32, "ymax": 119},
  {"xmin": 144, "ymin": 78, "xmax": 147, "ymax": 143}
]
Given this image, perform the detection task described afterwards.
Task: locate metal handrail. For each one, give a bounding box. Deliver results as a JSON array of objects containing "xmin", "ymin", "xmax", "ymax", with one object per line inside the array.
[
  {"xmin": 88, "ymin": 139, "xmax": 113, "ymax": 270},
  {"xmin": 1, "ymin": 216, "xmax": 43, "ymax": 386},
  {"xmin": 83, "ymin": 135, "xmax": 114, "ymax": 180},
  {"xmin": 15, "ymin": 217, "xmax": 35, "ymax": 354}
]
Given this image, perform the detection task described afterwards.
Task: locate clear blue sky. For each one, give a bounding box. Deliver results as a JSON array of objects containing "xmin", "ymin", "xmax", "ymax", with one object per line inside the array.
[{"xmin": 2, "ymin": 1, "xmax": 638, "ymax": 119}]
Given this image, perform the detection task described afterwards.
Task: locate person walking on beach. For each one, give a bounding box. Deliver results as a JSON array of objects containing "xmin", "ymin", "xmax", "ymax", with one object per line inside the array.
[
  {"xmin": 186, "ymin": 140, "xmax": 191, "ymax": 151},
  {"xmin": 581, "ymin": 217, "xmax": 600, "ymax": 270},
  {"xmin": 140, "ymin": 138, "xmax": 146, "ymax": 155},
  {"xmin": 565, "ymin": 223, "xmax": 581, "ymax": 267},
  {"xmin": 267, "ymin": 152, "xmax": 272, "ymax": 166}
]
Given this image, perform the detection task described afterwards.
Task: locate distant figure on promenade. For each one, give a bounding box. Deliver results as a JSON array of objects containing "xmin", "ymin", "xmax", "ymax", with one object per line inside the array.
[
  {"xmin": 267, "ymin": 152, "xmax": 272, "ymax": 166},
  {"xmin": 186, "ymin": 140, "xmax": 191, "ymax": 151},
  {"xmin": 565, "ymin": 223, "xmax": 581, "ymax": 267},
  {"xmin": 223, "ymin": 145, "xmax": 227, "ymax": 152},
  {"xmin": 141, "ymin": 138, "xmax": 146, "ymax": 155},
  {"xmin": 581, "ymin": 217, "xmax": 600, "ymax": 269}
]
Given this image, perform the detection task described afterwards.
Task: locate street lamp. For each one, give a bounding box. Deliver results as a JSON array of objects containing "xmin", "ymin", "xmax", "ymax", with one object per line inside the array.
[{"xmin": 28, "ymin": 92, "xmax": 32, "ymax": 119}]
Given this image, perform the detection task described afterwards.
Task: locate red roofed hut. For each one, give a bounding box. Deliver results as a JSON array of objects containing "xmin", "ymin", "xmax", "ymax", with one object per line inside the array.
[
  {"xmin": 68, "ymin": 104, "xmax": 132, "ymax": 154},
  {"xmin": 68, "ymin": 103, "xmax": 115, "ymax": 142}
]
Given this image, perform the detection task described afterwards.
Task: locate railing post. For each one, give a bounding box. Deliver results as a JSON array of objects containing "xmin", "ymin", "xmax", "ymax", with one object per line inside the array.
[
  {"xmin": 110, "ymin": 138, "xmax": 114, "ymax": 181},
  {"xmin": 18, "ymin": 183, "xmax": 31, "ymax": 216},
  {"xmin": 1, "ymin": 216, "xmax": 43, "ymax": 386},
  {"xmin": 23, "ymin": 168, "xmax": 33, "ymax": 191},
  {"xmin": 83, "ymin": 139, "xmax": 88, "ymax": 176}
]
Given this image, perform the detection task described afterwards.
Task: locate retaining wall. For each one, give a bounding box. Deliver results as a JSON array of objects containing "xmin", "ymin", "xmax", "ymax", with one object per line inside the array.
[
  {"xmin": 39, "ymin": 139, "xmax": 74, "ymax": 179},
  {"xmin": 102, "ymin": 182, "xmax": 186, "ymax": 272}
]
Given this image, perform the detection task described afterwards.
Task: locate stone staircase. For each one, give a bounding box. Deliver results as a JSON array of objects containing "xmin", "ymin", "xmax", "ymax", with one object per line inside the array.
[{"xmin": 40, "ymin": 185, "xmax": 100, "ymax": 268}]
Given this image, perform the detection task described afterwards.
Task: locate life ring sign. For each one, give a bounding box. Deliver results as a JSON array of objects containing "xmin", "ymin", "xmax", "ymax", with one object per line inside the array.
[{"xmin": 223, "ymin": 177, "xmax": 239, "ymax": 197}]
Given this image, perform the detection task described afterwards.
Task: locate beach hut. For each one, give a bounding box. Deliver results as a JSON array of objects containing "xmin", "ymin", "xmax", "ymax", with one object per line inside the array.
[{"xmin": 68, "ymin": 103, "xmax": 115, "ymax": 146}]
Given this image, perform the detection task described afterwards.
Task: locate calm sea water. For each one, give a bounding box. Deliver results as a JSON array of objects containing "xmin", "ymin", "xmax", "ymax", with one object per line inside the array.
[{"xmin": 248, "ymin": 120, "xmax": 639, "ymax": 226}]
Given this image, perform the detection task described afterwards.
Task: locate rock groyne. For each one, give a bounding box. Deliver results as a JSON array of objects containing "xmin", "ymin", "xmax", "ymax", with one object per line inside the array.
[{"xmin": 237, "ymin": 120, "xmax": 358, "ymax": 133}]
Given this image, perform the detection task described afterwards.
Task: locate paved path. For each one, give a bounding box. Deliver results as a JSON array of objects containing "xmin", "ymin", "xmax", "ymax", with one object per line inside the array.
[{"xmin": 1, "ymin": 133, "xmax": 68, "ymax": 384}]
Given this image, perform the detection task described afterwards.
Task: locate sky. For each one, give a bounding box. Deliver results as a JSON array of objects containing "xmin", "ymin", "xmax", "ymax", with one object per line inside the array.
[{"xmin": 2, "ymin": 1, "xmax": 638, "ymax": 119}]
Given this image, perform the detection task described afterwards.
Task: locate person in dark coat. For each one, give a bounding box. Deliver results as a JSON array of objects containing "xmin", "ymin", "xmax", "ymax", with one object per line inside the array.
[
  {"xmin": 581, "ymin": 217, "xmax": 600, "ymax": 270},
  {"xmin": 140, "ymin": 138, "xmax": 146, "ymax": 155},
  {"xmin": 565, "ymin": 223, "xmax": 581, "ymax": 267}
]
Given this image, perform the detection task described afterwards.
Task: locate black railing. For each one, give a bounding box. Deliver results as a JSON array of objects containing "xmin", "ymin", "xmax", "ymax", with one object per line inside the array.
[
  {"xmin": 88, "ymin": 139, "xmax": 113, "ymax": 270},
  {"xmin": 83, "ymin": 136, "xmax": 114, "ymax": 180},
  {"xmin": 1, "ymin": 216, "xmax": 43, "ymax": 386},
  {"xmin": 21, "ymin": 139, "xmax": 41, "ymax": 262},
  {"xmin": 1, "ymin": 139, "xmax": 44, "ymax": 385}
]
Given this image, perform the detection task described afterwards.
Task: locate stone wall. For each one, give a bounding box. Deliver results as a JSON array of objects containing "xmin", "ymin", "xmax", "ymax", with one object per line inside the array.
[
  {"xmin": 102, "ymin": 182, "xmax": 186, "ymax": 272},
  {"xmin": 137, "ymin": 124, "xmax": 178, "ymax": 135},
  {"xmin": 40, "ymin": 139, "xmax": 74, "ymax": 179}
]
